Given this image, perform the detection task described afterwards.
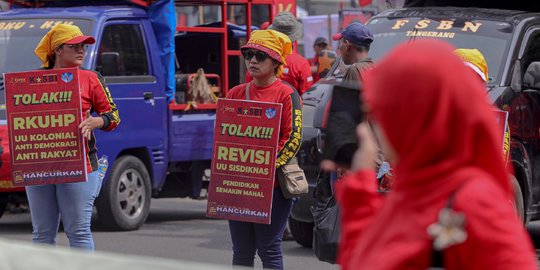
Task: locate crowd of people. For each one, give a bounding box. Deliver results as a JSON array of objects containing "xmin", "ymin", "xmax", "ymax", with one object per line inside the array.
[
  {"xmin": 236, "ymin": 11, "xmax": 538, "ymax": 270},
  {"xmin": 16, "ymin": 8, "xmax": 539, "ymax": 270}
]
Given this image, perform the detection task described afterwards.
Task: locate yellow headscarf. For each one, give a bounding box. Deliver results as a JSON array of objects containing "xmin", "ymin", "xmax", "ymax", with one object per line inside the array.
[
  {"xmin": 454, "ymin": 48, "xmax": 489, "ymax": 82},
  {"xmin": 241, "ymin": 29, "xmax": 292, "ymax": 77},
  {"xmin": 34, "ymin": 24, "xmax": 95, "ymax": 68}
]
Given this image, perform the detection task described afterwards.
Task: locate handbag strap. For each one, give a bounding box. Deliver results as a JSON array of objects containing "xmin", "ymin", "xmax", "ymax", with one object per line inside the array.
[{"xmin": 245, "ymin": 82, "xmax": 251, "ymax": 100}]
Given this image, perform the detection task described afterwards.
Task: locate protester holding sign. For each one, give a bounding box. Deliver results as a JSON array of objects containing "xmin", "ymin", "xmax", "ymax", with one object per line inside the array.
[
  {"xmin": 336, "ymin": 40, "xmax": 536, "ymax": 269},
  {"xmin": 225, "ymin": 29, "xmax": 302, "ymax": 269},
  {"xmin": 26, "ymin": 24, "xmax": 120, "ymax": 250}
]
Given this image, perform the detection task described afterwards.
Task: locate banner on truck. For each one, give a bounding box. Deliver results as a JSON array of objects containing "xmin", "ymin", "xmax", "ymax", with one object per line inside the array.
[
  {"xmin": 494, "ymin": 110, "xmax": 510, "ymax": 166},
  {"xmin": 3, "ymin": 68, "xmax": 86, "ymax": 187},
  {"xmin": 207, "ymin": 98, "xmax": 282, "ymax": 224}
]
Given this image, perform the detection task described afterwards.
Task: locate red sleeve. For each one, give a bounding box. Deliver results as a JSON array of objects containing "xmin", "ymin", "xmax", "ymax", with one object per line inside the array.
[
  {"xmin": 335, "ymin": 170, "xmax": 383, "ymax": 269},
  {"xmin": 225, "ymin": 84, "xmax": 245, "ymax": 99},
  {"xmin": 445, "ymin": 179, "xmax": 537, "ymax": 270},
  {"xmin": 91, "ymin": 72, "xmax": 120, "ymax": 131},
  {"xmin": 297, "ymin": 58, "xmax": 314, "ymax": 95},
  {"xmin": 275, "ymin": 86, "xmax": 302, "ymax": 168}
]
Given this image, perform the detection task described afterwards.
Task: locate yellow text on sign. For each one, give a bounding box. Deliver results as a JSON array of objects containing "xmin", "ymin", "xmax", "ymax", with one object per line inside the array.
[
  {"xmin": 216, "ymin": 146, "xmax": 271, "ymax": 165},
  {"xmin": 12, "ymin": 113, "xmax": 75, "ymax": 130}
]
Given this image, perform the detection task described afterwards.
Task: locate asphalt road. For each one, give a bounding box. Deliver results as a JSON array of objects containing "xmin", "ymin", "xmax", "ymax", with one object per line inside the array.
[
  {"xmin": 0, "ymin": 198, "xmax": 336, "ymax": 270},
  {"xmin": 4, "ymin": 198, "xmax": 540, "ymax": 269}
]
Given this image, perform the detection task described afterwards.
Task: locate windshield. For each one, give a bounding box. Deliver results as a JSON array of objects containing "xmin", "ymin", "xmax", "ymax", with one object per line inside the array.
[
  {"xmin": 367, "ymin": 17, "xmax": 513, "ymax": 84},
  {"xmin": 0, "ymin": 19, "xmax": 91, "ymax": 121},
  {"xmin": 0, "ymin": 19, "xmax": 92, "ymax": 74}
]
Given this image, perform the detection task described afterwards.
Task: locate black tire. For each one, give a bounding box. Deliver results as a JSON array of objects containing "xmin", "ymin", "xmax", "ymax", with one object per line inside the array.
[
  {"xmin": 511, "ymin": 175, "xmax": 525, "ymax": 224},
  {"xmin": 95, "ymin": 155, "xmax": 151, "ymax": 231},
  {"xmin": 289, "ymin": 216, "xmax": 314, "ymax": 248},
  {"xmin": 191, "ymin": 161, "xmax": 211, "ymax": 199},
  {"xmin": 0, "ymin": 193, "xmax": 8, "ymax": 219},
  {"xmin": 0, "ymin": 201, "xmax": 6, "ymax": 219}
]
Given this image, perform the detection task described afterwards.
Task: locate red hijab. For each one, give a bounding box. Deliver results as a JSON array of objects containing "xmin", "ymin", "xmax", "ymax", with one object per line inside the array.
[
  {"xmin": 345, "ymin": 39, "xmax": 515, "ymax": 269},
  {"xmin": 365, "ymin": 39, "xmax": 510, "ymax": 198}
]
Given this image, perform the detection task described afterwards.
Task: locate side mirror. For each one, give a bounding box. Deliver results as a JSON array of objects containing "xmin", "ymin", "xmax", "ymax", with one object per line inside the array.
[
  {"xmin": 100, "ymin": 52, "xmax": 121, "ymax": 76},
  {"xmin": 511, "ymin": 59, "xmax": 522, "ymax": 92}
]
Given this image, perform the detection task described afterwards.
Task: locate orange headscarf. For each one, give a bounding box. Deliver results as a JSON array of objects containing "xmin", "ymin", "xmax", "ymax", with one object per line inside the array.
[
  {"xmin": 34, "ymin": 24, "xmax": 95, "ymax": 68},
  {"xmin": 241, "ymin": 30, "xmax": 292, "ymax": 77}
]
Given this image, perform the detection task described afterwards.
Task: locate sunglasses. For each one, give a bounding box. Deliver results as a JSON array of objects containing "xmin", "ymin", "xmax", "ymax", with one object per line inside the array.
[
  {"xmin": 63, "ymin": 43, "xmax": 88, "ymax": 51},
  {"xmin": 241, "ymin": 49, "xmax": 270, "ymax": 62}
]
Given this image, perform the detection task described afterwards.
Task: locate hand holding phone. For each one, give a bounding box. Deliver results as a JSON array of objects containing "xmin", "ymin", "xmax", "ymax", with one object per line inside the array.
[
  {"xmin": 322, "ymin": 82, "xmax": 364, "ymax": 168},
  {"xmin": 350, "ymin": 123, "xmax": 379, "ymax": 172}
]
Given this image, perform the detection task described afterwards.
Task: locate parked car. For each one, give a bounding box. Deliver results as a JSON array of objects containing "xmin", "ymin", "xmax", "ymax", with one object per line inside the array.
[{"xmin": 292, "ymin": 5, "xmax": 540, "ymax": 247}]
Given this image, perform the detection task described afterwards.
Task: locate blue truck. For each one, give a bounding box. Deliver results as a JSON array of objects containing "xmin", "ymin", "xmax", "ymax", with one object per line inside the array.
[{"xmin": 0, "ymin": 1, "xmax": 269, "ymax": 230}]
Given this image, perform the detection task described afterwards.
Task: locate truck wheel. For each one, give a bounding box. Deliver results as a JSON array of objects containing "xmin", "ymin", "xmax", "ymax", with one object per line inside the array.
[
  {"xmin": 288, "ymin": 217, "xmax": 314, "ymax": 248},
  {"xmin": 96, "ymin": 155, "xmax": 151, "ymax": 231},
  {"xmin": 0, "ymin": 194, "xmax": 7, "ymax": 219},
  {"xmin": 0, "ymin": 202, "xmax": 6, "ymax": 219},
  {"xmin": 511, "ymin": 175, "xmax": 525, "ymax": 223},
  {"xmin": 191, "ymin": 161, "xmax": 211, "ymax": 199}
]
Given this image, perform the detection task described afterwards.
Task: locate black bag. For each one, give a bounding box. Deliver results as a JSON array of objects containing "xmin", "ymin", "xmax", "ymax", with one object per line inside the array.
[{"xmin": 311, "ymin": 195, "xmax": 340, "ymax": 264}]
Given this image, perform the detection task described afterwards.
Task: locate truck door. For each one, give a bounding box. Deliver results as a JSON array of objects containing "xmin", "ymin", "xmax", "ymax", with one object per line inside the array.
[
  {"xmin": 516, "ymin": 26, "xmax": 540, "ymax": 209},
  {"xmin": 94, "ymin": 21, "xmax": 168, "ymax": 183}
]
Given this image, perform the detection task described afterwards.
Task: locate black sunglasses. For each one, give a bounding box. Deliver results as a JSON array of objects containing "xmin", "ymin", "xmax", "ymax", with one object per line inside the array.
[{"xmin": 241, "ymin": 49, "xmax": 270, "ymax": 62}]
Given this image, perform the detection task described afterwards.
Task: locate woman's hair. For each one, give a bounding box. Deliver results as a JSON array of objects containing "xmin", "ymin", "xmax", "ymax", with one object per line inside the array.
[
  {"xmin": 273, "ymin": 59, "xmax": 282, "ymax": 75},
  {"xmin": 45, "ymin": 44, "xmax": 64, "ymax": 69},
  {"xmin": 46, "ymin": 52, "xmax": 56, "ymax": 69}
]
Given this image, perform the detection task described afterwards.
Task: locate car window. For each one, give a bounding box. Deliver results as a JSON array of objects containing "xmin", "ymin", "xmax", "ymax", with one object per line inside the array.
[
  {"xmin": 0, "ymin": 19, "xmax": 91, "ymax": 121},
  {"xmin": 367, "ymin": 17, "xmax": 512, "ymax": 85},
  {"xmin": 97, "ymin": 24, "xmax": 149, "ymax": 76}
]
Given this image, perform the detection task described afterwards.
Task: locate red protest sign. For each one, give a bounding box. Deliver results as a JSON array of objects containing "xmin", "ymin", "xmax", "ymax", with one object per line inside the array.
[
  {"xmin": 207, "ymin": 99, "xmax": 282, "ymax": 224},
  {"xmin": 3, "ymin": 68, "xmax": 86, "ymax": 186}
]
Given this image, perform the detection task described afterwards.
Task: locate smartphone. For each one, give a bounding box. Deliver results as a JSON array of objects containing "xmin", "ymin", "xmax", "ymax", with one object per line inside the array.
[{"xmin": 322, "ymin": 82, "xmax": 364, "ymax": 168}]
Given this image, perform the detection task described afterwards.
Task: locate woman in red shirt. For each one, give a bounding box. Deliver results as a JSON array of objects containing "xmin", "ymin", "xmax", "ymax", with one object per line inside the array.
[
  {"xmin": 27, "ymin": 24, "xmax": 120, "ymax": 250},
  {"xmin": 226, "ymin": 29, "xmax": 302, "ymax": 269},
  {"xmin": 336, "ymin": 40, "xmax": 537, "ymax": 269}
]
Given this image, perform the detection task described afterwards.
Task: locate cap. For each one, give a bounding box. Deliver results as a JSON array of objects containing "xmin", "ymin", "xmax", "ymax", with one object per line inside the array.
[
  {"xmin": 332, "ymin": 22, "xmax": 373, "ymax": 47},
  {"xmin": 64, "ymin": 35, "xmax": 95, "ymax": 45},
  {"xmin": 260, "ymin": 21, "xmax": 270, "ymax": 30},
  {"xmin": 314, "ymin": 37, "xmax": 328, "ymax": 46},
  {"xmin": 454, "ymin": 48, "xmax": 489, "ymax": 82},
  {"xmin": 34, "ymin": 23, "xmax": 95, "ymax": 67},
  {"xmin": 241, "ymin": 30, "xmax": 293, "ymax": 76},
  {"xmin": 268, "ymin": 11, "xmax": 302, "ymax": 42}
]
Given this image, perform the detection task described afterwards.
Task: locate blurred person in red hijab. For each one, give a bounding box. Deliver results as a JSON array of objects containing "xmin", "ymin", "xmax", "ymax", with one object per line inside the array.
[{"xmin": 336, "ymin": 39, "xmax": 537, "ymax": 270}]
